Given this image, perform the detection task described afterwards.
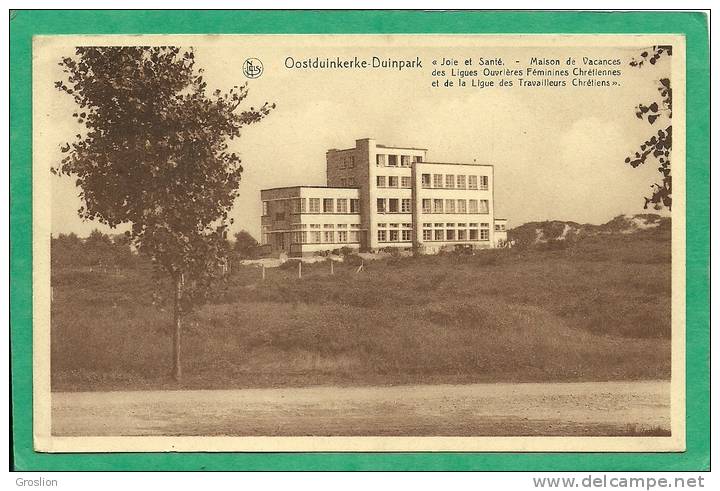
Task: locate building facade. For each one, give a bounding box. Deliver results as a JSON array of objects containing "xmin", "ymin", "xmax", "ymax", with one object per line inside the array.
[{"xmin": 261, "ymin": 138, "xmax": 507, "ymax": 256}]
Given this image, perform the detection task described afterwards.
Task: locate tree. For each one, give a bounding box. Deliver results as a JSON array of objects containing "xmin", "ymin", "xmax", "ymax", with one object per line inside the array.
[
  {"xmin": 233, "ymin": 230, "xmax": 259, "ymax": 258},
  {"xmin": 53, "ymin": 47, "xmax": 274, "ymax": 380},
  {"xmin": 625, "ymin": 45, "xmax": 672, "ymax": 211}
]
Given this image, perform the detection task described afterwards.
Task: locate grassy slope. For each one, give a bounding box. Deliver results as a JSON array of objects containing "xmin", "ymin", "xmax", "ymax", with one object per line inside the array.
[{"xmin": 51, "ymin": 229, "xmax": 671, "ymax": 391}]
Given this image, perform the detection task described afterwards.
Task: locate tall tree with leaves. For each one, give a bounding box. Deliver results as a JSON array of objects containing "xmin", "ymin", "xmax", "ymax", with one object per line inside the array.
[
  {"xmin": 625, "ymin": 45, "xmax": 672, "ymax": 210},
  {"xmin": 53, "ymin": 47, "xmax": 274, "ymax": 380}
]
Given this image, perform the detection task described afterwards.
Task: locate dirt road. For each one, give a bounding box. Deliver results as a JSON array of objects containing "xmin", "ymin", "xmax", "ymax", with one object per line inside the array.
[{"xmin": 52, "ymin": 380, "xmax": 670, "ymax": 436}]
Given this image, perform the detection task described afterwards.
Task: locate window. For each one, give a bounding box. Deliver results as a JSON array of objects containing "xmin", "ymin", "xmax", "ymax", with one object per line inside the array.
[
  {"xmin": 323, "ymin": 198, "xmax": 334, "ymax": 213},
  {"xmin": 457, "ymin": 199, "xmax": 467, "ymax": 213},
  {"xmin": 389, "ymin": 229, "xmax": 399, "ymax": 241},
  {"xmin": 468, "ymin": 175, "xmax": 478, "ymax": 189},
  {"xmin": 446, "ymin": 228, "xmax": 456, "ymax": 241},
  {"xmin": 336, "ymin": 199, "xmax": 348, "ymax": 213},
  {"xmin": 401, "ymin": 176, "xmax": 411, "ymax": 188},
  {"xmin": 421, "ymin": 174, "xmax": 431, "ymax": 188},
  {"xmin": 413, "ymin": 155, "xmax": 423, "ymax": 163},
  {"xmin": 348, "ymin": 156, "xmax": 355, "ymax": 168},
  {"xmin": 324, "ymin": 230, "xmax": 335, "ymax": 243},
  {"xmin": 422, "ymin": 199, "xmax": 431, "ymax": 213},
  {"xmin": 479, "ymin": 176, "xmax": 489, "ymax": 190},
  {"xmin": 479, "ymin": 200, "xmax": 489, "ymax": 214},
  {"xmin": 389, "ymin": 176, "xmax": 399, "ymax": 188},
  {"xmin": 401, "ymin": 229, "xmax": 412, "ymax": 241},
  {"xmin": 300, "ymin": 198, "xmax": 307, "ymax": 213},
  {"xmin": 377, "ymin": 176, "xmax": 386, "ymax": 187},
  {"xmin": 457, "ymin": 228, "xmax": 467, "ymax": 241},
  {"xmin": 495, "ymin": 223, "xmax": 506, "ymax": 231},
  {"xmin": 349, "ymin": 231, "xmax": 359, "ymax": 242},
  {"xmin": 401, "ymin": 155, "xmax": 411, "ymax": 167},
  {"xmin": 348, "ymin": 177, "xmax": 356, "ymax": 186},
  {"xmin": 469, "ymin": 223, "xmax": 479, "ymax": 241},
  {"xmin": 401, "ymin": 198, "xmax": 411, "ymax": 213},
  {"xmin": 309, "ymin": 198, "xmax": 321, "ymax": 213},
  {"xmin": 339, "ymin": 159, "xmax": 345, "ymax": 170},
  {"xmin": 388, "ymin": 198, "xmax": 399, "ymax": 213},
  {"xmin": 376, "ymin": 154, "xmax": 386, "ymax": 167},
  {"xmin": 340, "ymin": 178, "xmax": 347, "ymax": 187},
  {"xmin": 446, "ymin": 199, "xmax": 455, "ymax": 213},
  {"xmin": 262, "ymin": 201, "xmax": 269, "ymax": 216},
  {"xmin": 388, "ymin": 155, "xmax": 398, "ymax": 167},
  {"xmin": 468, "ymin": 199, "xmax": 478, "ymax": 214},
  {"xmin": 445, "ymin": 175, "xmax": 455, "ymax": 188},
  {"xmin": 338, "ymin": 231, "xmax": 348, "ymax": 242},
  {"xmin": 350, "ymin": 199, "xmax": 360, "ymax": 213},
  {"xmin": 261, "ymin": 225, "xmax": 269, "ymax": 245},
  {"xmin": 480, "ymin": 229, "xmax": 489, "ymax": 241},
  {"xmin": 433, "ymin": 199, "xmax": 444, "ymax": 213},
  {"xmin": 433, "ymin": 174, "xmax": 444, "ymax": 188},
  {"xmin": 423, "ymin": 229, "xmax": 432, "ymax": 241},
  {"xmin": 378, "ymin": 230, "xmax": 387, "ymax": 242},
  {"xmin": 310, "ymin": 231, "xmax": 322, "ymax": 243},
  {"xmin": 290, "ymin": 198, "xmax": 301, "ymax": 214},
  {"xmin": 434, "ymin": 229, "xmax": 444, "ymax": 241},
  {"xmin": 293, "ymin": 231, "xmax": 307, "ymax": 244},
  {"xmin": 456, "ymin": 175, "xmax": 466, "ymax": 189},
  {"xmin": 377, "ymin": 198, "xmax": 386, "ymax": 213}
]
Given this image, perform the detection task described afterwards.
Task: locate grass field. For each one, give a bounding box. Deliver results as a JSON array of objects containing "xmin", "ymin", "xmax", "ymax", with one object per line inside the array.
[{"xmin": 51, "ymin": 228, "xmax": 671, "ymax": 391}]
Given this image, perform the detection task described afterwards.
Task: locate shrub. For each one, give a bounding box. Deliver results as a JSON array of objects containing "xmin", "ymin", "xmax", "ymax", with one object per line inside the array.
[
  {"xmin": 342, "ymin": 254, "xmax": 364, "ymax": 267},
  {"xmin": 339, "ymin": 246, "xmax": 355, "ymax": 256}
]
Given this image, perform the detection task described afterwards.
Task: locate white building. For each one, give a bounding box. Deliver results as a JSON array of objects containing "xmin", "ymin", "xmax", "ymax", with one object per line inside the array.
[{"xmin": 261, "ymin": 138, "xmax": 507, "ymax": 256}]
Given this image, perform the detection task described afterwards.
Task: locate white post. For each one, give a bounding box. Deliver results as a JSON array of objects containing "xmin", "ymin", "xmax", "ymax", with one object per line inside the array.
[
  {"xmin": 330, "ymin": 260, "xmax": 334, "ymax": 275},
  {"xmin": 261, "ymin": 264, "xmax": 266, "ymax": 281},
  {"xmin": 298, "ymin": 261, "xmax": 302, "ymax": 279}
]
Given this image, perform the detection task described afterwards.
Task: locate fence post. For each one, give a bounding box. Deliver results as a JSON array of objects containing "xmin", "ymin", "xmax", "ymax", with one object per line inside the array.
[
  {"xmin": 261, "ymin": 264, "xmax": 265, "ymax": 281},
  {"xmin": 298, "ymin": 261, "xmax": 302, "ymax": 279},
  {"xmin": 330, "ymin": 260, "xmax": 334, "ymax": 275}
]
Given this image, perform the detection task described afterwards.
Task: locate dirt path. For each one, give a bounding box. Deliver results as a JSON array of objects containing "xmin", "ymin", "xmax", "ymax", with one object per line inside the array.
[{"xmin": 52, "ymin": 380, "xmax": 670, "ymax": 436}]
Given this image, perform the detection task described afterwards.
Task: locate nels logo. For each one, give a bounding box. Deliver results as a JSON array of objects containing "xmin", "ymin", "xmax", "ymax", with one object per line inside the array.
[{"xmin": 242, "ymin": 58, "xmax": 263, "ymax": 79}]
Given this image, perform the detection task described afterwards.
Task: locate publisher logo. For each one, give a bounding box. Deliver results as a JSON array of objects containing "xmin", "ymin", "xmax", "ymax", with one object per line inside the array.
[{"xmin": 243, "ymin": 58, "xmax": 263, "ymax": 79}]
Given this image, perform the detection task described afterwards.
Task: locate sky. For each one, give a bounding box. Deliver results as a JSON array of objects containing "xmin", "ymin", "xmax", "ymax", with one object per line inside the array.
[{"xmin": 35, "ymin": 35, "xmax": 674, "ymax": 239}]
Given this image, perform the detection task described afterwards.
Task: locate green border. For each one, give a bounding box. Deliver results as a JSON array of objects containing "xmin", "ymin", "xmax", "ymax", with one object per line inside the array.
[{"xmin": 10, "ymin": 10, "xmax": 710, "ymax": 471}]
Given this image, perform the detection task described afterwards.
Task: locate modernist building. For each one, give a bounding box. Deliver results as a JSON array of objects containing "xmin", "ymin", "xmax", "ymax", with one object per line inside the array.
[{"xmin": 261, "ymin": 138, "xmax": 508, "ymax": 256}]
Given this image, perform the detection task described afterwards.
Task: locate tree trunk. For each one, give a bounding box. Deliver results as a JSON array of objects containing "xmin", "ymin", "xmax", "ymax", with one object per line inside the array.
[{"xmin": 172, "ymin": 274, "xmax": 183, "ymax": 381}]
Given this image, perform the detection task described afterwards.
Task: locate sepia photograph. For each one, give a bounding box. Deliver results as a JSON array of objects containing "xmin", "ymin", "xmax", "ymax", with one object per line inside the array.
[{"xmin": 31, "ymin": 34, "xmax": 686, "ymax": 453}]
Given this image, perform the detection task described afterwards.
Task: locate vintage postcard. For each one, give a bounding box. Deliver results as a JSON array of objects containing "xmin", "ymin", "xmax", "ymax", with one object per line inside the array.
[{"xmin": 32, "ymin": 33, "xmax": 686, "ymax": 453}]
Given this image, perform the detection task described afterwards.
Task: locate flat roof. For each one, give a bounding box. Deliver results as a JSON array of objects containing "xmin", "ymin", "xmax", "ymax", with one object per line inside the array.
[
  {"xmin": 261, "ymin": 185, "xmax": 359, "ymax": 192},
  {"xmin": 419, "ymin": 161, "xmax": 494, "ymax": 168},
  {"xmin": 328, "ymin": 143, "xmax": 429, "ymax": 152},
  {"xmin": 376, "ymin": 144, "xmax": 428, "ymax": 151}
]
